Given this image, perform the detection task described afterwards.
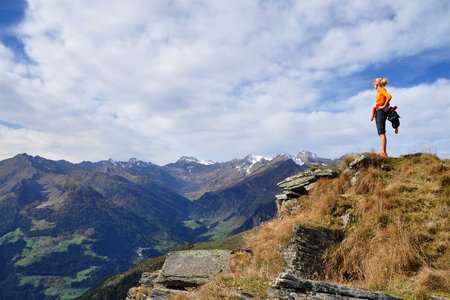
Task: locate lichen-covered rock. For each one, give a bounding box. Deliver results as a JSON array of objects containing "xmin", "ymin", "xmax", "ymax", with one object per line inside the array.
[
  {"xmin": 282, "ymin": 226, "xmax": 339, "ymax": 280},
  {"xmin": 275, "ymin": 168, "xmax": 340, "ymax": 215},
  {"xmin": 278, "ymin": 168, "xmax": 339, "ymax": 194},
  {"xmin": 350, "ymin": 170, "xmax": 362, "ymax": 186},
  {"xmin": 155, "ymin": 249, "xmax": 231, "ymax": 288},
  {"xmin": 269, "ymin": 273, "xmax": 402, "ymax": 300},
  {"xmin": 344, "ymin": 154, "xmax": 373, "ymax": 175},
  {"xmin": 139, "ymin": 270, "xmax": 161, "ymax": 288}
]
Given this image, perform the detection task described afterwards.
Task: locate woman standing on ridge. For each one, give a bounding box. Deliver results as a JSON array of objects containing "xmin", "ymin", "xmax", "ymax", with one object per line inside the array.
[{"xmin": 371, "ymin": 77, "xmax": 398, "ymax": 158}]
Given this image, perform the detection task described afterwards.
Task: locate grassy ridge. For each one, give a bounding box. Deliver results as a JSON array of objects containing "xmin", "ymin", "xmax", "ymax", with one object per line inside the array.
[{"xmin": 180, "ymin": 153, "xmax": 449, "ymax": 300}]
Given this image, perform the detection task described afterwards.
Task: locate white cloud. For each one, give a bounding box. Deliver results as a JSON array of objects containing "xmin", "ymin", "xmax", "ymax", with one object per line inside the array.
[{"xmin": 1, "ymin": 0, "xmax": 449, "ymax": 164}]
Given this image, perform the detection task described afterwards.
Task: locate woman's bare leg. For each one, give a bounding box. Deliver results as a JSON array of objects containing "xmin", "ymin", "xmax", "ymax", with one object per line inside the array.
[{"xmin": 379, "ymin": 133, "xmax": 387, "ymax": 157}]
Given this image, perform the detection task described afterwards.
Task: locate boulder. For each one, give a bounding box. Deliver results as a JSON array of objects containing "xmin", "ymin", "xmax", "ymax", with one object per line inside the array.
[
  {"xmin": 269, "ymin": 273, "xmax": 402, "ymax": 300},
  {"xmin": 155, "ymin": 249, "xmax": 232, "ymax": 288},
  {"xmin": 276, "ymin": 168, "xmax": 340, "ymax": 214},
  {"xmin": 277, "ymin": 168, "xmax": 339, "ymax": 197},
  {"xmin": 282, "ymin": 226, "xmax": 339, "ymax": 280}
]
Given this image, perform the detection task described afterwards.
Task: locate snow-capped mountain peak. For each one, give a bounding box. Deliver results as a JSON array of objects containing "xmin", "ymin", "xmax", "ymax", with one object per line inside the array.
[
  {"xmin": 244, "ymin": 154, "xmax": 271, "ymax": 164},
  {"xmin": 292, "ymin": 150, "xmax": 332, "ymax": 166},
  {"xmin": 233, "ymin": 154, "xmax": 271, "ymax": 175},
  {"xmin": 177, "ymin": 156, "xmax": 216, "ymax": 165}
]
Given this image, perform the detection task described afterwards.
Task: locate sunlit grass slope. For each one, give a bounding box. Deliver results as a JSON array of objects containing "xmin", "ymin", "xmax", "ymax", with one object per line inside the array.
[{"xmin": 180, "ymin": 153, "xmax": 449, "ymax": 300}]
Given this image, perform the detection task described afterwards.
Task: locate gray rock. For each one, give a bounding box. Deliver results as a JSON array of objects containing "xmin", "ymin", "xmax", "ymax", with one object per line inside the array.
[
  {"xmin": 276, "ymin": 191, "xmax": 302, "ymax": 201},
  {"xmin": 269, "ymin": 273, "xmax": 402, "ymax": 300},
  {"xmin": 344, "ymin": 154, "xmax": 372, "ymax": 175},
  {"xmin": 341, "ymin": 213, "xmax": 351, "ymax": 228},
  {"xmin": 276, "ymin": 193, "xmax": 289, "ymax": 200},
  {"xmin": 155, "ymin": 249, "xmax": 232, "ymax": 288},
  {"xmin": 276, "ymin": 197, "xmax": 302, "ymax": 217},
  {"xmin": 276, "ymin": 168, "xmax": 340, "ymax": 216},
  {"xmin": 278, "ymin": 175, "xmax": 316, "ymax": 194},
  {"xmin": 234, "ymin": 290, "xmax": 257, "ymax": 299},
  {"xmin": 231, "ymin": 247, "xmax": 253, "ymax": 255},
  {"xmin": 278, "ymin": 168, "xmax": 340, "ymax": 196},
  {"xmin": 148, "ymin": 287, "xmax": 189, "ymax": 300},
  {"xmin": 138, "ymin": 270, "xmax": 161, "ymax": 288},
  {"xmin": 282, "ymin": 226, "xmax": 339, "ymax": 280},
  {"xmin": 350, "ymin": 171, "xmax": 361, "ymax": 186}
]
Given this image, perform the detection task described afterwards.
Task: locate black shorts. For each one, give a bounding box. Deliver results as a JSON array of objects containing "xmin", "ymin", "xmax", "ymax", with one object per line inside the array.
[{"xmin": 375, "ymin": 109, "xmax": 388, "ymax": 135}]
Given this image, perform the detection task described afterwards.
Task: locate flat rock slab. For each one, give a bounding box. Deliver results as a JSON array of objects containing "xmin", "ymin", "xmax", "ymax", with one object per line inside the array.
[
  {"xmin": 278, "ymin": 168, "xmax": 340, "ymax": 194},
  {"xmin": 156, "ymin": 249, "xmax": 231, "ymax": 288},
  {"xmin": 269, "ymin": 273, "xmax": 401, "ymax": 300}
]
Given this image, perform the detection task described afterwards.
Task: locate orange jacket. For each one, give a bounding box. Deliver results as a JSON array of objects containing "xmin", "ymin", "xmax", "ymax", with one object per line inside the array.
[{"xmin": 375, "ymin": 87, "xmax": 392, "ymax": 106}]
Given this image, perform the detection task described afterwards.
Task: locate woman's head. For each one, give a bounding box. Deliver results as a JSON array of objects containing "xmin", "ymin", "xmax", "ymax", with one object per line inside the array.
[{"xmin": 373, "ymin": 77, "xmax": 389, "ymax": 88}]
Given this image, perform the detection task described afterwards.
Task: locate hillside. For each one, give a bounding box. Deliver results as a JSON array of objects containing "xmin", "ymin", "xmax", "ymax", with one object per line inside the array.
[
  {"xmin": 0, "ymin": 151, "xmax": 332, "ymax": 299},
  {"xmin": 0, "ymin": 154, "xmax": 195, "ymax": 300},
  {"xmin": 123, "ymin": 153, "xmax": 449, "ymax": 299},
  {"xmin": 77, "ymin": 233, "xmax": 245, "ymax": 300},
  {"xmin": 191, "ymin": 158, "xmax": 306, "ymax": 240}
]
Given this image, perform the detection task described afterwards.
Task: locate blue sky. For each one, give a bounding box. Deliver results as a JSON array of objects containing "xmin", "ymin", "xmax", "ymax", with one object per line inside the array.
[{"xmin": 1, "ymin": 0, "xmax": 449, "ymax": 164}]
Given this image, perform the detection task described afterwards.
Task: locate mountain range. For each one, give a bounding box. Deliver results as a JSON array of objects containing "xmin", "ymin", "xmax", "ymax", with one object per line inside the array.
[{"xmin": 0, "ymin": 151, "xmax": 338, "ymax": 299}]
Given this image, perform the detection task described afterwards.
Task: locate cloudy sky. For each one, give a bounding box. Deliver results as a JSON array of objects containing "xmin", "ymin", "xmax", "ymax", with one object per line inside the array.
[{"xmin": 1, "ymin": 0, "xmax": 449, "ymax": 164}]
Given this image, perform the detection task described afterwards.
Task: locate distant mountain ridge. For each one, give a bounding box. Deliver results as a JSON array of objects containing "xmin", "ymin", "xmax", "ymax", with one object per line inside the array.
[
  {"xmin": 0, "ymin": 151, "xmax": 338, "ymax": 299},
  {"xmin": 107, "ymin": 150, "xmax": 338, "ymax": 200}
]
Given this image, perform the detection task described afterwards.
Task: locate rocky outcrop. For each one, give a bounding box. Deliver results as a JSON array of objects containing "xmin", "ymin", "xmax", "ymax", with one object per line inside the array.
[
  {"xmin": 155, "ymin": 249, "xmax": 231, "ymax": 288},
  {"xmin": 343, "ymin": 153, "xmax": 374, "ymax": 187},
  {"xmin": 269, "ymin": 273, "xmax": 402, "ymax": 300},
  {"xmin": 343, "ymin": 154, "xmax": 373, "ymax": 175},
  {"xmin": 282, "ymin": 226, "xmax": 340, "ymax": 280},
  {"xmin": 276, "ymin": 168, "xmax": 340, "ymax": 214},
  {"xmin": 139, "ymin": 270, "xmax": 161, "ymax": 288},
  {"xmin": 125, "ymin": 271, "xmax": 161, "ymax": 300},
  {"xmin": 126, "ymin": 249, "xmax": 233, "ymax": 299}
]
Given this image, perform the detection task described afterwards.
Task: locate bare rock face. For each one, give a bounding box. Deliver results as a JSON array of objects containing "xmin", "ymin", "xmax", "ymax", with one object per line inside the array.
[
  {"xmin": 269, "ymin": 273, "xmax": 402, "ymax": 300},
  {"xmin": 278, "ymin": 168, "xmax": 340, "ymax": 194},
  {"xmin": 155, "ymin": 249, "xmax": 232, "ymax": 288},
  {"xmin": 282, "ymin": 226, "xmax": 340, "ymax": 280}
]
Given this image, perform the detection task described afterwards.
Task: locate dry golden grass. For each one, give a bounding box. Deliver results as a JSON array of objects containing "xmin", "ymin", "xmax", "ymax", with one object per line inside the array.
[
  {"xmin": 170, "ymin": 273, "xmax": 271, "ymax": 300},
  {"xmin": 320, "ymin": 154, "xmax": 449, "ymax": 294},
  {"xmin": 174, "ymin": 153, "xmax": 450, "ymax": 299},
  {"xmin": 128, "ymin": 286, "xmax": 153, "ymax": 299},
  {"xmin": 264, "ymin": 153, "xmax": 449, "ymax": 298},
  {"xmin": 416, "ymin": 267, "xmax": 450, "ymax": 292},
  {"xmin": 326, "ymin": 222, "xmax": 424, "ymax": 289}
]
